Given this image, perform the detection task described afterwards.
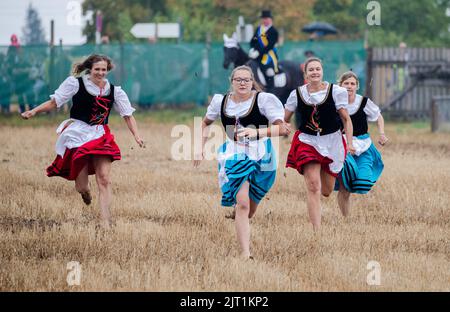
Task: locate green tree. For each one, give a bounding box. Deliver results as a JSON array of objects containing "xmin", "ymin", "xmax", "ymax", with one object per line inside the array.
[
  {"xmin": 82, "ymin": 0, "xmax": 168, "ymax": 43},
  {"xmin": 168, "ymin": 0, "xmax": 316, "ymax": 42},
  {"xmin": 365, "ymin": 0, "xmax": 450, "ymax": 47},
  {"xmin": 22, "ymin": 3, "xmax": 47, "ymax": 45},
  {"xmin": 312, "ymin": 0, "xmax": 450, "ymax": 47},
  {"xmin": 312, "ymin": 0, "xmax": 362, "ymax": 39}
]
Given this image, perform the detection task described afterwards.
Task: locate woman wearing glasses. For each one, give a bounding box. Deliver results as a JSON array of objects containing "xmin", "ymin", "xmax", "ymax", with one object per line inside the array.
[
  {"xmin": 194, "ymin": 65, "xmax": 290, "ymax": 260},
  {"xmin": 284, "ymin": 57, "xmax": 355, "ymax": 231}
]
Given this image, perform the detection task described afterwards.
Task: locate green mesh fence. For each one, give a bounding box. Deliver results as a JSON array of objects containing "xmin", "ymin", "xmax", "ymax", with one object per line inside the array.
[{"xmin": 0, "ymin": 41, "xmax": 365, "ymax": 112}]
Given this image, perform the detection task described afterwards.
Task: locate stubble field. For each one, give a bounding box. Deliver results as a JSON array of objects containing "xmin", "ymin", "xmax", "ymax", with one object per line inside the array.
[{"xmin": 0, "ymin": 114, "xmax": 449, "ymax": 291}]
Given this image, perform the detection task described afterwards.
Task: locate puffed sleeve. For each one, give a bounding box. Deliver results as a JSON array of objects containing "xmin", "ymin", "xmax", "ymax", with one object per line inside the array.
[
  {"xmin": 113, "ymin": 86, "xmax": 136, "ymax": 117},
  {"xmin": 364, "ymin": 98, "xmax": 381, "ymax": 122},
  {"xmin": 50, "ymin": 76, "xmax": 79, "ymax": 108},
  {"xmin": 205, "ymin": 94, "xmax": 224, "ymax": 121},
  {"xmin": 332, "ymin": 85, "xmax": 349, "ymax": 110},
  {"xmin": 257, "ymin": 92, "xmax": 285, "ymax": 124},
  {"xmin": 284, "ymin": 89, "xmax": 298, "ymax": 112}
]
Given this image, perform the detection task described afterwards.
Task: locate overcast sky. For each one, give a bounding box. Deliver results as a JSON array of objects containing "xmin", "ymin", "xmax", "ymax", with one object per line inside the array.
[{"xmin": 0, "ymin": 0, "xmax": 87, "ymax": 46}]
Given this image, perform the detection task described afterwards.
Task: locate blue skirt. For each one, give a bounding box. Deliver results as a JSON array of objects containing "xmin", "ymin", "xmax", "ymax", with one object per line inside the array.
[
  {"xmin": 335, "ymin": 139, "xmax": 384, "ymax": 194},
  {"xmin": 218, "ymin": 139, "xmax": 276, "ymax": 207}
]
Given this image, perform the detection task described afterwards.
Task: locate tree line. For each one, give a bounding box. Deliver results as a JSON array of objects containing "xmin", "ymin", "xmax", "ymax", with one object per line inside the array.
[{"xmin": 24, "ymin": 0, "xmax": 450, "ymax": 47}]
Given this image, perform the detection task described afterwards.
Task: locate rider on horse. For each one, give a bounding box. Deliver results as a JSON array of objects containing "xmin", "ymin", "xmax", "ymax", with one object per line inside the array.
[{"xmin": 249, "ymin": 10, "xmax": 279, "ymax": 92}]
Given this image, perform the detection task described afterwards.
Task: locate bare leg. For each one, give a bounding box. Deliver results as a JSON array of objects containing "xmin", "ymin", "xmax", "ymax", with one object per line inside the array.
[
  {"xmin": 337, "ymin": 182, "xmax": 351, "ymax": 217},
  {"xmin": 75, "ymin": 165, "xmax": 91, "ymax": 205},
  {"xmin": 303, "ymin": 163, "xmax": 322, "ymax": 231},
  {"xmin": 234, "ymin": 181, "xmax": 252, "ymax": 259},
  {"xmin": 93, "ymin": 156, "xmax": 112, "ymax": 228},
  {"xmin": 248, "ymin": 199, "xmax": 258, "ymax": 219},
  {"xmin": 226, "ymin": 199, "xmax": 258, "ymax": 220},
  {"xmin": 320, "ymin": 169, "xmax": 336, "ymax": 197}
]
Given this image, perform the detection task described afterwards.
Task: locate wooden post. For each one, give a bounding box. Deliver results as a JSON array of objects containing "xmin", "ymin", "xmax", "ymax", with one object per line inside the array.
[
  {"xmin": 365, "ymin": 47, "xmax": 373, "ymax": 100},
  {"xmin": 49, "ymin": 19, "xmax": 56, "ymax": 117},
  {"xmin": 431, "ymin": 97, "xmax": 438, "ymax": 132},
  {"xmin": 50, "ymin": 20, "xmax": 54, "ymax": 47}
]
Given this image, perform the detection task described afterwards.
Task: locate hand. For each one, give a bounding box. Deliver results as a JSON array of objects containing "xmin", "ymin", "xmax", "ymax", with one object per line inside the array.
[
  {"xmin": 248, "ymin": 48, "xmax": 260, "ymax": 59},
  {"xmin": 279, "ymin": 122, "xmax": 292, "ymax": 137},
  {"xmin": 193, "ymin": 151, "xmax": 204, "ymax": 168},
  {"xmin": 134, "ymin": 136, "xmax": 145, "ymax": 148},
  {"xmin": 21, "ymin": 110, "xmax": 36, "ymax": 120},
  {"xmin": 236, "ymin": 127, "xmax": 258, "ymax": 140},
  {"xmin": 347, "ymin": 143, "xmax": 356, "ymax": 155},
  {"xmin": 378, "ymin": 134, "xmax": 389, "ymax": 146}
]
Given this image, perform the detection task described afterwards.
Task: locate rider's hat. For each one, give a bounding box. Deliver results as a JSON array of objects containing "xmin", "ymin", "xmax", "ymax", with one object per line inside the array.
[{"xmin": 260, "ymin": 10, "xmax": 272, "ymax": 18}]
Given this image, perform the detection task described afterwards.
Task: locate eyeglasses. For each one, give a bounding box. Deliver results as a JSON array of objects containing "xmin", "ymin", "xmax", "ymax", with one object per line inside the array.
[{"xmin": 233, "ymin": 78, "xmax": 252, "ymax": 83}]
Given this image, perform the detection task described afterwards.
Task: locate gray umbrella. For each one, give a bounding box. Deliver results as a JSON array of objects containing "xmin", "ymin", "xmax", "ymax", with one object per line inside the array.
[{"xmin": 302, "ymin": 22, "xmax": 338, "ymax": 36}]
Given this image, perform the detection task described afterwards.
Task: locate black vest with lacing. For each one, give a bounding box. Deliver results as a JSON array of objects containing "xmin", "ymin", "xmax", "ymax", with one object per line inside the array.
[
  {"xmin": 350, "ymin": 97, "xmax": 369, "ymax": 136},
  {"xmin": 70, "ymin": 77, "xmax": 115, "ymax": 125},
  {"xmin": 295, "ymin": 83, "xmax": 341, "ymax": 135},
  {"xmin": 220, "ymin": 92, "xmax": 269, "ymax": 141}
]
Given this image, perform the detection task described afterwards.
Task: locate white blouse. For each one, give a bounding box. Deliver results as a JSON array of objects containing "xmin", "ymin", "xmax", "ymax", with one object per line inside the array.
[
  {"xmin": 206, "ymin": 92, "xmax": 284, "ymax": 124},
  {"xmin": 285, "ymin": 82, "xmax": 348, "ymax": 112},
  {"xmin": 347, "ymin": 94, "xmax": 382, "ymax": 156},
  {"xmin": 50, "ymin": 75, "xmax": 136, "ymax": 117},
  {"xmin": 51, "ymin": 75, "xmax": 135, "ymax": 157},
  {"xmin": 205, "ymin": 92, "xmax": 284, "ymax": 161},
  {"xmin": 347, "ymin": 94, "xmax": 380, "ymax": 122},
  {"xmin": 285, "ymin": 82, "xmax": 348, "ymax": 171}
]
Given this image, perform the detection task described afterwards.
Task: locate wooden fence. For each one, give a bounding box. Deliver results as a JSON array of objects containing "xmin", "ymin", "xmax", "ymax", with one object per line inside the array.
[{"xmin": 366, "ymin": 47, "xmax": 450, "ymax": 119}]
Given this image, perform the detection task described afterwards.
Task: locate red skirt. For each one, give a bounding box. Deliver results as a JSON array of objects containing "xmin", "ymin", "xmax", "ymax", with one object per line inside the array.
[
  {"xmin": 286, "ymin": 130, "xmax": 346, "ymax": 178},
  {"xmin": 46, "ymin": 125, "xmax": 121, "ymax": 181}
]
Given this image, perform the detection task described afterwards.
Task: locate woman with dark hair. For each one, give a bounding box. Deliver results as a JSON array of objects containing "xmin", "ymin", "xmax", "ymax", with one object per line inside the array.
[
  {"xmin": 194, "ymin": 65, "xmax": 290, "ymax": 259},
  {"xmin": 284, "ymin": 57, "xmax": 355, "ymax": 231},
  {"xmin": 21, "ymin": 54, "xmax": 144, "ymax": 228}
]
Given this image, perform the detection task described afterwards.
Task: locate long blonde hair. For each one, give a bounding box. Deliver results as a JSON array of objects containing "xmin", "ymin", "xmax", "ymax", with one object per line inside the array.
[{"xmin": 229, "ymin": 65, "xmax": 263, "ymax": 92}]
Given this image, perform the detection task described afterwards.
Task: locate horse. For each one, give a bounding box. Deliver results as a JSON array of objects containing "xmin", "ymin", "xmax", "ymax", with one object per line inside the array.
[{"xmin": 223, "ymin": 33, "xmax": 303, "ymax": 105}]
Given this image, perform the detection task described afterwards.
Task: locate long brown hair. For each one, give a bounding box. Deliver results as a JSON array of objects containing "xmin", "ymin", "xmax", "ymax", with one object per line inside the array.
[
  {"xmin": 229, "ymin": 65, "xmax": 263, "ymax": 92},
  {"xmin": 72, "ymin": 54, "xmax": 114, "ymax": 76}
]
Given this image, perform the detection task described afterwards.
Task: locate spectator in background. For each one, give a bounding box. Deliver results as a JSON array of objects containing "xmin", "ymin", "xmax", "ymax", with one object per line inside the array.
[
  {"xmin": 0, "ymin": 53, "xmax": 11, "ymax": 114},
  {"xmin": 7, "ymin": 34, "xmax": 33, "ymax": 113},
  {"xmin": 249, "ymin": 10, "xmax": 279, "ymax": 92}
]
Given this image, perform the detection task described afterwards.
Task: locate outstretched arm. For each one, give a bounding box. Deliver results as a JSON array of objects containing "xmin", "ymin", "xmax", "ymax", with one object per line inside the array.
[
  {"xmin": 193, "ymin": 117, "xmax": 214, "ymax": 167},
  {"xmin": 123, "ymin": 115, "xmax": 144, "ymax": 148},
  {"xmin": 21, "ymin": 98, "xmax": 57, "ymax": 119},
  {"xmin": 376, "ymin": 114, "xmax": 389, "ymax": 146}
]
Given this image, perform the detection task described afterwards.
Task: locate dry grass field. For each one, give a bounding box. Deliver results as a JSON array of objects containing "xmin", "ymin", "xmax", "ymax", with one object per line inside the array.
[{"xmin": 0, "ymin": 113, "xmax": 449, "ymax": 291}]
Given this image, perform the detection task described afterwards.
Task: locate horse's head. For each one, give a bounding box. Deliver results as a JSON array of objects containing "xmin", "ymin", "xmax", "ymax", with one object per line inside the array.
[{"xmin": 223, "ymin": 33, "xmax": 240, "ymax": 69}]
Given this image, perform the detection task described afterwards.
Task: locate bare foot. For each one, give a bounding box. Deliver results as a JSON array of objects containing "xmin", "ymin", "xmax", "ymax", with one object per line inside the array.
[
  {"xmin": 225, "ymin": 209, "xmax": 236, "ymax": 220},
  {"xmin": 99, "ymin": 219, "xmax": 112, "ymax": 229},
  {"xmin": 80, "ymin": 191, "xmax": 92, "ymax": 205}
]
